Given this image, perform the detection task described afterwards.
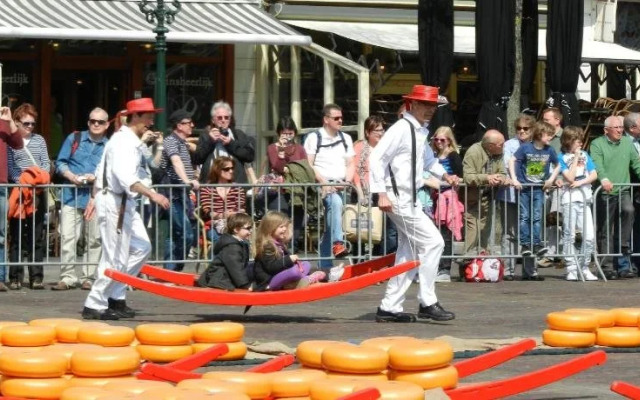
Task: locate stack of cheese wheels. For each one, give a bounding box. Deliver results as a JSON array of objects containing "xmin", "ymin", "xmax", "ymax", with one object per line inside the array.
[
  {"xmin": 542, "ymin": 311, "xmax": 599, "ymax": 348},
  {"xmin": 0, "ymin": 350, "xmax": 70, "ymax": 399},
  {"xmin": 320, "ymin": 343, "xmax": 389, "ymax": 381},
  {"xmin": 135, "ymin": 323, "xmax": 193, "ymax": 363},
  {"xmin": 385, "ymin": 339, "xmax": 457, "ymax": 390},
  {"xmin": 57, "ymin": 322, "xmax": 109, "ymax": 344},
  {"xmin": 77, "ymin": 325, "xmax": 135, "ymax": 347},
  {"xmin": 296, "ymin": 340, "xmax": 345, "ymax": 370},
  {"xmin": 267, "ymin": 368, "xmax": 327, "ymax": 398},
  {"xmin": 202, "ymin": 371, "xmax": 271, "ymax": 399},
  {"xmin": 1, "ymin": 325, "xmax": 57, "ymax": 347},
  {"xmin": 68, "ymin": 347, "xmax": 140, "ymax": 388},
  {"xmin": 190, "ymin": 322, "xmax": 247, "ymax": 361},
  {"xmin": 596, "ymin": 308, "xmax": 640, "ymax": 347}
]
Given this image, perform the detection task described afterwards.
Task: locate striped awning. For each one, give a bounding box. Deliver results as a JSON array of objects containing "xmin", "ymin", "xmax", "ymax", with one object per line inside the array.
[{"xmin": 0, "ymin": 0, "xmax": 311, "ymax": 45}]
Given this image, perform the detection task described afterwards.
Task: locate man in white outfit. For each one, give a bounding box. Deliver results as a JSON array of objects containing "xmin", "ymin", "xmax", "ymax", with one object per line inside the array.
[
  {"xmin": 369, "ymin": 85, "xmax": 458, "ymax": 323},
  {"xmin": 82, "ymin": 98, "xmax": 170, "ymax": 320}
]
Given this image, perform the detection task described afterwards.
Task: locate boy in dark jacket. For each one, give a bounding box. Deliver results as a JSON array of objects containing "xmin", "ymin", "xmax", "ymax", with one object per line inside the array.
[{"xmin": 197, "ymin": 213, "xmax": 253, "ymax": 290}]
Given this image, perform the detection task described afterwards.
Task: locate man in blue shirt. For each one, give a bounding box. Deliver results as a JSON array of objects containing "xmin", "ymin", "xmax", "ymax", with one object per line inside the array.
[{"xmin": 53, "ymin": 108, "xmax": 109, "ymax": 290}]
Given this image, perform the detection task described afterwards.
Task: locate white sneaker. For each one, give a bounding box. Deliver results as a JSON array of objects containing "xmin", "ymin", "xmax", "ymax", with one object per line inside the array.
[
  {"xmin": 187, "ymin": 247, "xmax": 198, "ymax": 260},
  {"xmin": 582, "ymin": 269, "xmax": 598, "ymax": 281},
  {"xmin": 566, "ymin": 271, "xmax": 578, "ymax": 281},
  {"xmin": 328, "ymin": 264, "xmax": 345, "ymax": 282},
  {"xmin": 435, "ymin": 271, "xmax": 451, "ymax": 283}
]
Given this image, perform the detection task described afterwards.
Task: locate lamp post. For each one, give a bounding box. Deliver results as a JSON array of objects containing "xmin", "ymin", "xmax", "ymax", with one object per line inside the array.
[{"xmin": 139, "ymin": 0, "xmax": 181, "ymax": 133}]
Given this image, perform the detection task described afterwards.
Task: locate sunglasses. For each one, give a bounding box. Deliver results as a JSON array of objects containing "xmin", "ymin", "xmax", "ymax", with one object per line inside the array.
[
  {"xmin": 89, "ymin": 119, "xmax": 107, "ymax": 126},
  {"xmin": 433, "ymin": 138, "xmax": 448, "ymax": 143},
  {"xmin": 221, "ymin": 167, "xmax": 234, "ymax": 172},
  {"xmin": 178, "ymin": 120, "xmax": 194, "ymax": 126},
  {"xmin": 20, "ymin": 121, "xmax": 36, "ymax": 127},
  {"xmin": 326, "ymin": 116, "xmax": 343, "ymax": 121},
  {"xmin": 516, "ymin": 126, "xmax": 530, "ymax": 131},
  {"xmin": 215, "ymin": 116, "xmax": 231, "ymax": 121}
]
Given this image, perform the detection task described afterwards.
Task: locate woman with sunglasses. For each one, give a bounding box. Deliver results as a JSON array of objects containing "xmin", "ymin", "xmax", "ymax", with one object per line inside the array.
[
  {"xmin": 429, "ymin": 126, "xmax": 463, "ymax": 283},
  {"xmin": 200, "ymin": 156, "xmax": 246, "ymax": 246},
  {"xmin": 7, "ymin": 103, "xmax": 50, "ymax": 290}
]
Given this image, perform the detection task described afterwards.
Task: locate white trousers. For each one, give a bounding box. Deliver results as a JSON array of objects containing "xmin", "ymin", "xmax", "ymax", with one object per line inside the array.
[
  {"xmin": 380, "ymin": 190, "xmax": 444, "ymax": 313},
  {"xmin": 59, "ymin": 205, "xmax": 101, "ymax": 286},
  {"xmin": 84, "ymin": 192, "xmax": 151, "ymax": 311}
]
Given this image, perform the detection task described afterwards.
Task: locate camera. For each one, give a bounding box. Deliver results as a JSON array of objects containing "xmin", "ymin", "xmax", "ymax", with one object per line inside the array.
[{"xmin": 220, "ymin": 128, "xmax": 230, "ymax": 137}]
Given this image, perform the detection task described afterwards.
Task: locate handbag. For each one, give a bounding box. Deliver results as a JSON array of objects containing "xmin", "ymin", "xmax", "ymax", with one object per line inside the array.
[{"xmin": 342, "ymin": 203, "xmax": 383, "ymax": 244}]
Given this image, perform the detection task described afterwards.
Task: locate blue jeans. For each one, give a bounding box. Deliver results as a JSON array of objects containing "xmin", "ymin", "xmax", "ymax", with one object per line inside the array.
[
  {"xmin": 319, "ymin": 192, "xmax": 344, "ymax": 268},
  {"xmin": 0, "ymin": 189, "xmax": 7, "ymax": 282},
  {"xmin": 519, "ymin": 188, "xmax": 544, "ymax": 247},
  {"xmin": 164, "ymin": 194, "xmax": 194, "ymax": 271}
]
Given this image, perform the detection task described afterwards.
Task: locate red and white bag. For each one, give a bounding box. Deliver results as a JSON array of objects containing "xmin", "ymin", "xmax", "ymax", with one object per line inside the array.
[{"xmin": 464, "ymin": 256, "xmax": 504, "ymax": 282}]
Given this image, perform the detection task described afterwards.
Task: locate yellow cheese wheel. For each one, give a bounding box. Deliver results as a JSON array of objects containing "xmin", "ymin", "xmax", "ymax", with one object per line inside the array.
[
  {"xmin": 546, "ymin": 311, "xmax": 599, "ymax": 332},
  {"xmin": 136, "ymin": 344, "xmax": 193, "ymax": 362},
  {"xmin": 135, "ymin": 324, "xmax": 193, "ymax": 346},
  {"xmin": 1, "ymin": 377, "xmax": 69, "ymax": 399},
  {"xmin": 611, "ymin": 308, "xmax": 640, "ymax": 327},
  {"xmin": 57, "ymin": 322, "xmax": 108, "ymax": 343},
  {"xmin": 309, "ymin": 378, "xmax": 361, "ymax": 400},
  {"xmin": 296, "ymin": 340, "xmax": 346, "ymax": 369},
  {"xmin": 77, "ymin": 326, "xmax": 135, "ymax": 347},
  {"xmin": 45, "ymin": 344, "xmax": 103, "ymax": 372},
  {"xmin": 71, "ymin": 348, "xmax": 140, "ymax": 377},
  {"xmin": 67, "ymin": 375, "xmax": 137, "ymax": 388},
  {"xmin": 360, "ymin": 337, "xmax": 420, "ymax": 352},
  {"xmin": 0, "ymin": 351, "xmax": 67, "ymax": 378},
  {"xmin": 30, "ymin": 318, "xmax": 83, "ymax": 328},
  {"xmin": 103, "ymin": 379, "xmax": 174, "ymax": 394},
  {"xmin": 205, "ymin": 394, "xmax": 251, "ymax": 400},
  {"xmin": 565, "ymin": 308, "xmax": 616, "ymax": 328},
  {"xmin": 60, "ymin": 386, "xmax": 110, "ymax": 400},
  {"xmin": 192, "ymin": 341, "xmax": 247, "ymax": 361},
  {"xmin": 321, "ymin": 344, "xmax": 388, "ymax": 374},
  {"xmin": 202, "ymin": 371, "xmax": 271, "ymax": 399},
  {"xmin": 94, "ymin": 394, "xmax": 137, "ymax": 400},
  {"xmin": 325, "ymin": 371, "xmax": 388, "ymax": 381},
  {"xmin": 268, "ymin": 369, "xmax": 328, "ymax": 397},
  {"xmin": 0, "ymin": 321, "xmax": 27, "ymax": 328},
  {"xmin": 189, "ymin": 322, "xmax": 244, "ymax": 343},
  {"xmin": 1, "ymin": 325, "xmax": 56, "ymax": 346},
  {"xmin": 597, "ymin": 327, "xmax": 640, "ymax": 347},
  {"xmin": 135, "ymin": 387, "xmax": 210, "ymax": 400},
  {"xmin": 388, "ymin": 365, "xmax": 458, "ymax": 389},
  {"xmin": 0, "ymin": 346, "xmax": 44, "ymax": 355},
  {"xmin": 177, "ymin": 378, "xmax": 248, "ymax": 395},
  {"xmin": 351, "ymin": 380, "xmax": 424, "ymax": 400},
  {"xmin": 542, "ymin": 329, "xmax": 596, "ymax": 348},
  {"xmin": 387, "ymin": 339, "xmax": 453, "ymax": 371},
  {"xmin": 279, "ymin": 397, "xmax": 311, "ymax": 400}
]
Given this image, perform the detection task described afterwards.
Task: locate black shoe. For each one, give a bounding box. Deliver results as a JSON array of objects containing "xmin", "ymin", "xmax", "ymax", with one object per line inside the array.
[
  {"xmin": 375, "ymin": 307, "xmax": 416, "ymax": 323},
  {"xmin": 604, "ymin": 270, "xmax": 618, "ymax": 280},
  {"xmin": 108, "ymin": 298, "xmax": 135, "ymax": 318},
  {"xmin": 418, "ymin": 302, "xmax": 455, "ymax": 321},
  {"xmin": 522, "ymin": 275, "xmax": 545, "ymax": 281},
  {"xmin": 82, "ymin": 307, "xmax": 120, "ymax": 320},
  {"xmin": 619, "ymin": 270, "xmax": 635, "ymax": 279},
  {"xmin": 534, "ymin": 245, "xmax": 549, "ymax": 256},
  {"xmin": 521, "ymin": 246, "xmax": 532, "ymax": 257},
  {"xmin": 503, "ymin": 275, "xmax": 514, "ymax": 281}
]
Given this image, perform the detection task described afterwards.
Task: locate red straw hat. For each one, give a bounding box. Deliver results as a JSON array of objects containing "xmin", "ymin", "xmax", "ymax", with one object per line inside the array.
[
  {"xmin": 123, "ymin": 98, "xmax": 163, "ymax": 115},
  {"xmin": 402, "ymin": 85, "xmax": 440, "ymax": 103}
]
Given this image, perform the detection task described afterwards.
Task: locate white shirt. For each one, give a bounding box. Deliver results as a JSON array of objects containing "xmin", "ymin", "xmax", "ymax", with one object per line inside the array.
[
  {"xmin": 369, "ymin": 112, "xmax": 444, "ymax": 195},
  {"xmin": 304, "ymin": 127, "xmax": 355, "ymax": 181},
  {"xmin": 94, "ymin": 125, "xmax": 145, "ymax": 198}
]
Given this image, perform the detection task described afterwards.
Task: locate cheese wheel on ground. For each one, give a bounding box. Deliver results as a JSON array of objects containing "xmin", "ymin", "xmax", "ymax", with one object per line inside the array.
[
  {"xmin": 321, "ymin": 344, "xmax": 388, "ymax": 374},
  {"xmin": 60, "ymin": 386, "xmax": 110, "ymax": 400},
  {"xmin": 546, "ymin": 311, "xmax": 599, "ymax": 332},
  {"xmin": 67, "ymin": 375, "xmax": 137, "ymax": 388},
  {"xmin": 135, "ymin": 324, "xmax": 192, "ymax": 345},
  {"xmin": 71, "ymin": 348, "xmax": 140, "ymax": 377},
  {"xmin": 542, "ymin": 330, "xmax": 596, "ymax": 348},
  {"xmin": 202, "ymin": 371, "xmax": 271, "ymax": 399},
  {"xmin": 611, "ymin": 308, "xmax": 640, "ymax": 327},
  {"xmin": 135, "ymin": 387, "xmax": 209, "ymax": 400},
  {"xmin": 45, "ymin": 344, "xmax": 103, "ymax": 372},
  {"xmin": 103, "ymin": 379, "xmax": 173, "ymax": 394},
  {"xmin": 1, "ymin": 377, "xmax": 69, "ymax": 399},
  {"xmin": 597, "ymin": 327, "xmax": 640, "ymax": 347},
  {"xmin": 388, "ymin": 365, "xmax": 458, "ymax": 389},
  {"xmin": 296, "ymin": 340, "xmax": 346, "ymax": 369},
  {"xmin": 0, "ymin": 351, "xmax": 67, "ymax": 378},
  {"xmin": 190, "ymin": 322, "xmax": 244, "ymax": 343},
  {"xmin": 309, "ymin": 378, "xmax": 361, "ymax": 400},
  {"xmin": 94, "ymin": 394, "xmax": 137, "ymax": 400},
  {"xmin": 269, "ymin": 369, "xmax": 328, "ymax": 397},
  {"xmin": 360, "ymin": 336, "xmax": 420, "ymax": 352},
  {"xmin": 0, "ymin": 321, "xmax": 27, "ymax": 331},
  {"xmin": 192, "ymin": 341, "xmax": 247, "ymax": 360},
  {"xmin": 30, "ymin": 318, "xmax": 83, "ymax": 328},
  {"xmin": 206, "ymin": 394, "xmax": 251, "ymax": 400},
  {"xmin": 325, "ymin": 371, "xmax": 388, "ymax": 381},
  {"xmin": 136, "ymin": 344, "xmax": 193, "ymax": 362},
  {"xmin": 565, "ymin": 308, "xmax": 616, "ymax": 328},
  {"xmin": 0, "ymin": 346, "xmax": 44, "ymax": 356},
  {"xmin": 77, "ymin": 326, "xmax": 135, "ymax": 347},
  {"xmin": 351, "ymin": 381, "xmax": 424, "ymax": 400},
  {"xmin": 1, "ymin": 325, "xmax": 56, "ymax": 346},
  {"xmin": 177, "ymin": 378, "xmax": 248, "ymax": 395},
  {"xmin": 57, "ymin": 322, "xmax": 108, "ymax": 343},
  {"xmin": 387, "ymin": 340, "xmax": 453, "ymax": 371}
]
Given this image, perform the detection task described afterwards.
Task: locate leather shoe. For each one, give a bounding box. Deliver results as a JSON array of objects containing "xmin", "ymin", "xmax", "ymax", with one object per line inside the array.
[
  {"xmin": 503, "ymin": 275, "xmax": 514, "ymax": 281},
  {"xmin": 418, "ymin": 302, "xmax": 455, "ymax": 321},
  {"xmin": 619, "ymin": 269, "xmax": 635, "ymax": 279},
  {"xmin": 108, "ymin": 298, "xmax": 135, "ymax": 318},
  {"xmin": 82, "ymin": 307, "xmax": 120, "ymax": 321},
  {"xmin": 81, "ymin": 281, "xmax": 93, "ymax": 290},
  {"xmin": 51, "ymin": 281, "xmax": 72, "ymax": 291},
  {"xmin": 522, "ymin": 275, "xmax": 545, "ymax": 281},
  {"xmin": 604, "ymin": 270, "xmax": 618, "ymax": 280},
  {"xmin": 375, "ymin": 307, "xmax": 416, "ymax": 323}
]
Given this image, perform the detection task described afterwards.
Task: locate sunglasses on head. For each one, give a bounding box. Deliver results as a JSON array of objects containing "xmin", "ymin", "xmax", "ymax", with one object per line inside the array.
[
  {"xmin": 89, "ymin": 119, "xmax": 107, "ymax": 126},
  {"xmin": 20, "ymin": 121, "xmax": 36, "ymax": 127},
  {"xmin": 215, "ymin": 115, "xmax": 230, "ymax": 121},
  {"xmin": 222, "ymin": 167, "xmax": 234, "ymax": 172}
]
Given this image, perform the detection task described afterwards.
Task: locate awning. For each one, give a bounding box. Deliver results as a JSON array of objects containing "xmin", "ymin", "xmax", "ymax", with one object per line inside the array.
[
  {"xmin": 0, "ymin": 0, "xmax": 311, "ymax": 46},
  {"xmin": 285, "ymin": 20, "xmax": 640, "ymax": 63}
]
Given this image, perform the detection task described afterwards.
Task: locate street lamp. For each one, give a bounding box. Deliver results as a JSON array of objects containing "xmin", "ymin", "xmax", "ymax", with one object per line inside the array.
[{"xmin": 139, "ymin": 0, "xmax": 181, "ymax": 133}]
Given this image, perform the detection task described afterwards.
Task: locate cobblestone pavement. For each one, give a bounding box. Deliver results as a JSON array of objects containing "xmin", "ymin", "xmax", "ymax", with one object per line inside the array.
[{"xmin": 0, "ymin": 263, "xmax": 637, "ymax": 398}]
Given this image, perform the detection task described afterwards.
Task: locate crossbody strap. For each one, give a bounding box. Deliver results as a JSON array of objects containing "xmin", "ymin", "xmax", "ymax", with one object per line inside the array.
[{"xmin": 388, "ymin": 118, "xmax": 417, "ymax": 204}]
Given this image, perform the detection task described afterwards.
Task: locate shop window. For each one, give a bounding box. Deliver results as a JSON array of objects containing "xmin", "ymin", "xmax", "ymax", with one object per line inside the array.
[{"xmin": 1, "ymin": 61, "xmax": 34, "ymax": 108}]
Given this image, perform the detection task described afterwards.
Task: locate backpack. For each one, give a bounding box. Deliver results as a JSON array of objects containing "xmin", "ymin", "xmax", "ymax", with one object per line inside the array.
[
  {"xmin": 308, "ymin": 130, "xmax": 348, "ymax": 154},
  {"xmin": 464, "ymin": 256, "xmax": 505, "ymax": 282}
]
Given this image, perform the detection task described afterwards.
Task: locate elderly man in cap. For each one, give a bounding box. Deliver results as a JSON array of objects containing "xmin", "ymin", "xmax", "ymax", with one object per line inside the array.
[
  {"xmin": 82, "ymin": 98, "xmax": 170, "ymax": 320},
  {"xmin": 161, "ymin": 109, "xmax": 199, "ymax": 272},
  {"xmin": 369, "ymin": 85, "xmax": 458, "ymax": 323}
]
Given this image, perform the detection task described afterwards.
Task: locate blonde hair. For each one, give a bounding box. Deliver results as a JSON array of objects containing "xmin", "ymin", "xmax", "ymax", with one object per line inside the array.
[
  {"xmin": 430, "ymin": 126, "xmax": 458, "ymax": 155},
  {"xmin": 255, "ymin": 211, "xmax": 291, "ymax": 259}
]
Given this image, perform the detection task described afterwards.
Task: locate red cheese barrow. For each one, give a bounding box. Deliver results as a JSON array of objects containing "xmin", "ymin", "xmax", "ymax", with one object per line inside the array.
[{"xmin": 611, "ymin": 380, "xmax": 640, "ymax": 399}]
